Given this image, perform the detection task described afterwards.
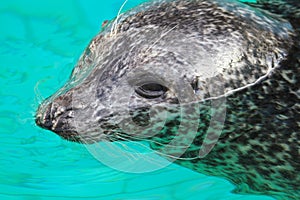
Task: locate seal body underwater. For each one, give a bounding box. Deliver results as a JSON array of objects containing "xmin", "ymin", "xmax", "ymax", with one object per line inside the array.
[{"xmin": 35, "ymin": 0, "xmax": 300, "ymax": 199}]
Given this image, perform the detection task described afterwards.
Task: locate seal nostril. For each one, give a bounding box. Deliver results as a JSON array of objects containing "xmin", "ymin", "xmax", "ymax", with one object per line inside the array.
[
  {"xmin": 35, "ymin": 103, "xmax": 54, "ymax": 130},
  {"xmin": 35, "ymin": 114, "xmax": 42, "ymax": 127}
]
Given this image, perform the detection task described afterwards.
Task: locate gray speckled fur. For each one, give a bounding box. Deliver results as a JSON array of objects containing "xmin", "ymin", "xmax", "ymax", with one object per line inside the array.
[{"xmin": 36, "ymin": 0, "xmax": 300, "ymax": 199}]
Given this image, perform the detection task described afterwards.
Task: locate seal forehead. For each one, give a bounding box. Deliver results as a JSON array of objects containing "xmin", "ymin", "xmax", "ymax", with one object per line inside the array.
[{"xmin": 74, "ymin": 0, "xmax": 294, "ymax": 101}]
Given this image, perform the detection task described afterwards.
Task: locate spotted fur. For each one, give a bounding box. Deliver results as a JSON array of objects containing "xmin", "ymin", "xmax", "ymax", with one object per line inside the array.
[{"xmin": 36, "ymin": 0, "xmax": 300, "ymax": 199}]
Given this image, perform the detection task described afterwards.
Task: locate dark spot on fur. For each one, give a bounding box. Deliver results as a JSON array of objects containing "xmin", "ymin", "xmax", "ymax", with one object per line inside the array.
[{"xmin": 130, "ymin": 107, "xmax": 151, "ymax": 126}]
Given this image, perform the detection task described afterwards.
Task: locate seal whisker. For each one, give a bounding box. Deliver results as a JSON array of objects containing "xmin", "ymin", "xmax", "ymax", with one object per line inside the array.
[
  {"xmin": 114, "ymin": 132, "xmax": 158, "ymax": 143},
  {"xmin": 18, "ymin": 114, "xmax": 36, "ymax": 126},
  {"xmin": 111, "ymin": 0, "xmax": 129, "ymax": 37},
  {"xmin": 115, "ymin": 133, "xmax": 198, "ymax": 161},
  {"xmin": 34, "ymin": 80, "xmax": 46, "ymax": 105},
  {"xmin": 144, "ymin": 24, "xmax": 178, "ymax": 53},
  {"xmin": 204, "ymin": 59, "xmax": 279, "ymax": 101},
  {"xmin": 114, "ymin": 141, "xmax": 168, "ymax": 164},
  {"xmin": 98, "ymin": 139, "xmax": 139, "ymax": 159},
  {"xmin": 114, "ymin": 132, "xmax": 193, "ymax": 151}
]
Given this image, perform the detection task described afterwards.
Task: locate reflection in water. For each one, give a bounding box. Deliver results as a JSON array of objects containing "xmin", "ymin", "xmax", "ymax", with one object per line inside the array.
[{"xmin": 0, "ymin": 0, "xmax": 278, "ymax": 199}]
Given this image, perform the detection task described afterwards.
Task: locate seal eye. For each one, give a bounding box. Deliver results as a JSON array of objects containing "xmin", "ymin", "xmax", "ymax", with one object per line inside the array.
[{"xmin": 135, "ymin": 83, "xmax": 167, "ymax": 99}]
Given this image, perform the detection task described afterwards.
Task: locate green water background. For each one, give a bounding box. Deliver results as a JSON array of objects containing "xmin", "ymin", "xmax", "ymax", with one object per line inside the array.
[{"xmin": 0, "ymin": 0, "xmax": 274, "ymax": 199}]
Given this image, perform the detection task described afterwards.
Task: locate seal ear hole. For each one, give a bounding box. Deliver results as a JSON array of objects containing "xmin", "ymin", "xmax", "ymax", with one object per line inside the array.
[
  {"xmin": 135, "ymin": 83, "xmax": 168, "ymax": 99},
  {"xmin": 191, "ymin": 77, "xmax": 199, "ymax": 91}
]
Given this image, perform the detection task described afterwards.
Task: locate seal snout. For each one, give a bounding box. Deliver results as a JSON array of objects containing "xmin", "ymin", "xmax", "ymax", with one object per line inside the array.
[
  {"xmin": 35, "ymin": 102, "xmax": 54, "ymax": 130},
  {"xmin": 35, "ymin": 93, "xmax": 76, "ymax": 137},
  {"xmin": 36, "ymin": 102, "xmax": 69, "ymax": 131}
]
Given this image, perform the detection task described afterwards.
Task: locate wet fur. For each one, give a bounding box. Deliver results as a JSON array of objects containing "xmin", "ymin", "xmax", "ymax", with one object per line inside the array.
[{"xmin": 36, "ymin": 0, "xmax": 300, "ymax": 199}]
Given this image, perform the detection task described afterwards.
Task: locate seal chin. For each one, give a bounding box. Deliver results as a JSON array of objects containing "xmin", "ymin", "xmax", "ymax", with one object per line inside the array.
[{"xmin": 56, "ymin": 130, "xmax": 83, "ymax": 143}]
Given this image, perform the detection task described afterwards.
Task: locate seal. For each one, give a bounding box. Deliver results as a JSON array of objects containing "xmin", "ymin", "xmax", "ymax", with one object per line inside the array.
[{"xmin": 35, "ymin": 0, "xmax": 300, "ymax": 199}]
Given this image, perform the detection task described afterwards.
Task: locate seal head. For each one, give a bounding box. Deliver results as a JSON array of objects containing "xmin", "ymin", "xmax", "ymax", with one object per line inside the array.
[
  {"xmin": 36, "ymin": 0, "xmax": 300, "ymax": 199},
  {"xmin": 36, "ymin": 0, "xmax": 293, "ymax": 142}
]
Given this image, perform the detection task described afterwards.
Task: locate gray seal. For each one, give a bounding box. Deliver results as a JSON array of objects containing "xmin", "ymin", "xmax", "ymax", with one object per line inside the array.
[{"xmin": 35, "ymin": 0, "xmax": 300, "ymax": 199}]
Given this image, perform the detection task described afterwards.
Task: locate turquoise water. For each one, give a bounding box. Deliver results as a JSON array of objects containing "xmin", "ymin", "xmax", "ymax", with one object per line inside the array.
[{"xmin": 0, "ymin": 0, "xmax": 275, "ymax": 199}]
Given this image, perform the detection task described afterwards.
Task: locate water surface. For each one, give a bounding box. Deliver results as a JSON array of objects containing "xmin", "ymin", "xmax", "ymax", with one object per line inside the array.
[{"xmin": 0, "ymin": 0, "xmax": 275, "ymax": 199}]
